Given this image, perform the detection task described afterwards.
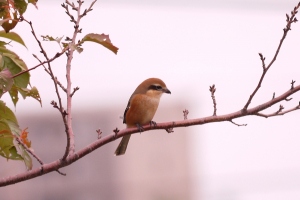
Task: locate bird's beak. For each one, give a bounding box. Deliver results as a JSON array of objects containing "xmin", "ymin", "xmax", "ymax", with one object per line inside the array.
[{"xmin": 163, "ymin": 88, "xmax": 171, "ymax": 94}]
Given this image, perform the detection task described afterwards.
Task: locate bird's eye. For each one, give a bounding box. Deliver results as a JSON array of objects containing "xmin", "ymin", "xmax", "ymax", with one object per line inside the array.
[
  {"xmin": 149, "ymin": 85, "xmax": 162, "ymax": 91},
  {"xmin": 155, "ymin": 85, "xmax": 162, "ymax": 90}
]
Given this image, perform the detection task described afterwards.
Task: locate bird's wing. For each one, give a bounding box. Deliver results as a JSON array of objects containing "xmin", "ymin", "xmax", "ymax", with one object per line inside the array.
[
  {"xmin": 123, "ymin": 91, "xmax": 139, "ymax": 124},
  {"xmin": 123, "ymin": 100, "xmax": 130, "ymax": 124}
]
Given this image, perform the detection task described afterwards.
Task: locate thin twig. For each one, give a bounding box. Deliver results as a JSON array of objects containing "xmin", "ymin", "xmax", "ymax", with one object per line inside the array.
[
  {"xmin": 256, "ymin": 102, "xmax": 300, "ymax": 118},
  {"xmin": 22, "ymin": 16, "xmax": 71, "ymax": 160},
  {"xmin": 165, "ymin": 122, "xmax": 175, "ymax": 133},
  {"xmin": 15, "ymin": 137, "xmax": 43, "ymax": 166},
  {"xmin": 1, "ymin": 83, "xmax": 299, "ymax": 186},
  {"xmin": 285, "ymin": 97, "xmax": 292, "ymax": 101},
  {"xmin": 70, "ymin": 87, "xmax": 79, "ymax": 97},
  {"xmin": 62, "ymin": 0, "xmax": 92, "ymax": 157},
  {"xmin": 229, "ymin": 120, "xmax": 247, "ymax": 127},
  {"xmin": 209, "ymin": 84, "xmax": 217, "ymax": 116},
  {"xmin": 15, "ymin": 137, "xmax": 66, "ymax": 176},
  {"xmin": 243, "ymin": 4, "xmax": 300, "ymax": 111},
  {"xmin": 81, "ymin": 0, "xmax": 97, "ymax": 17},
  {"xmin": 183, "ymin": 109, "xmax": 189, "ymax": 120},
  {"xmin": 258, "ymin": 53, "xmax": 266, "ymax": 69},
  {"xmin": 96, "ymin": 129, "xmax": 102, "ymax": 139},
  {"xmin": 62, "ymin": 2, "xmax": 76, "ymax": 23},
  {"xmin": 11, "ymin": 51, "xmax": 66, "ymax": 79},
  {"xmin": 32, "ymin": 55, "xmax": 67, "ymax": 93},
  {"xmin": 291, "ymin": 80, "xmax": 296, "ymax": 89},
  {"xmin": 56, "ymin": 78, "xmax": 67, "ymax": 93}
]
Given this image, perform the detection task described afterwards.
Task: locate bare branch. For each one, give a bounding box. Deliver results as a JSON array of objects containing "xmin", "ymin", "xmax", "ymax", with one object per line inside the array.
[
  {"xmin": 21, "ymin": 17, "xmax": 72, "ymax": 161},
  {"xmin": 81, "ymin": 0, "xmax": 97, "ymax": 17},
  {"xmin": 96, "ymin": 129, "xmax": 102, "ymax": 139},
  {"xmin": 229, "ymin": 120, "xmax": 247, "ymax": 127},
  {"xmin": 183, "ymin": 109, "xmax": 189, "ymax": 120},
  {"xmin": 258, "ymin": 53, "xmax": 266, "ymax": 69},
  {"xmin": 16, "ymin": 137, "xmax": 43, "ymax": 166},
  {"xmin": 62, "ymin": 2, "xmax": 76, "ymax": 24},
  {"xmin": 165, "ymin": 122, "xmax": 175, "ymax": 133},
  {"xmin": 11, "ymin": 51, "xmax": 66, "ymax": 79},
  {"xmin": 63, "ymin": 0, "xmax": 86, "ymax": 157},
  {"xmin": 256, "ymin": 102, "xmax": 300, "ymax": 118},
  {"xmin": 209, "ymin": 84, "xmax": 217, "ymax": 116},
  {"xmin": 2, "ymin": 83, "xmax": 299, "ymax": 186},
  {"xmin": 243, "ymin": 4, "xmax": 300, "ymax": 111},
  {"xmin": 56, "ymin": 78, "xmax": 67, "ymax": 93},
  {"xmin": 70, "ymin": 87, "xmax": 79, "ymax": 97},
  {"xmin": 32, "ymin": 55, "xmax": 67, "ymax": 93},
  {"xmin": 15, "ymin": 136, "xmax": 66, "ymax": 176},
  {"xmin": 291, "ymin": 80, "xmax": 296, "ymax": 89}
]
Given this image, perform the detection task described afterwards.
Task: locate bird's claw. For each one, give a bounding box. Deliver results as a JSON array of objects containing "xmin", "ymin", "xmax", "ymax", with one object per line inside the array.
[
  {"xmin": 149, "ymin": 121, "xmax": 157, "ymax": 127},
  {"xmin": 136, "ymin": 123, "xmax": 144, "ymax": 133}
]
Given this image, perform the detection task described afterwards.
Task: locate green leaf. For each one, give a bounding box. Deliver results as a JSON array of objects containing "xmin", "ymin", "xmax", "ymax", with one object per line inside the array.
[
  {"xmin": 0, "ymin": 1, "xmax": 9, "ymax": 19},
  {"xmin": 2, "ymin": 11, "xmax": 18, "ymax": 33},
  {"xmin": 28, "ymin": 0, "xmax": 38, "ymax": 9},
  {"xmin": 7, "ymin": 146, "xmax": 23, "ymax": 160},
  {"xmin": 0, "ymin": 100, "xmax": 18, "ymax": 123},
  {"xmin": 0, "ymin": 45, "xmax": 17, "ymax": 55},
  {"xmin": 81, "ymin": 33, "xmax": 119, "ymax": 54},
  {"xmin": 0, "ymin": 19, "xmax": 10, "ymax": 26},
  {"xmin": 0, "ymin": 121, "xmax": 14, "ymax": 159},
  {"xmin": 0, "ymin": 104, "xmax": 32, "ymax": 169},
  {"xmin": 0, "ymin": 126, "xmax": 25, "ymax": 162},
  {"xmin": 8, "ymin": 86, "xmax": 18, "ymax": 107},
  {"xmin": 0, "ymin": 68, "xmax": 13, "ymax": 96},
  {"xmin": 2, "ymin": 119, "xmax": 21, "ymax": 136},
  {"xmin": 1, "ymin": 55, "xmax": 29, "ymax": 88},
  {"xmin": 19, "ymin": 144, "xmax": 32, "ymax": 169},
  {"xmin": 0, "ymin": 45, "xmax": 29, "ymax": 72},
  {"xmin": 0, "ymin": 40, "xmax": 11, "ymax": 46},
  {"xmin": 17, "ymin": 86, "xmax": 42, "ymax": 106},
  {"xmin": 68, "ymin": 43, "xmax": 83, "ymax": 54},
  {"xmin": 0, "ymin": 31, "xmax": 27, "ymax": 48},
  {"xmin": 3, "ymin": 52, "xmax": 28, "ymax": 71},
  {"xmin": 41, "ymin": 35, "xmax": 63, "ymax": 44},
  {"xmin": 14, "ymin": 0, "xmax": 28, "ymax": 15},
  {"xmin": 27, "ymin": 86, "xmax": 41, "ymax": 106}
]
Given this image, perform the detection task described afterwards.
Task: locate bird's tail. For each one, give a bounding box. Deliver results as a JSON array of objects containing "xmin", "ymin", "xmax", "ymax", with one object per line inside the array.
[{"xmin": 114, "ymin": 135, "xmax": 131, "ymax": 156}]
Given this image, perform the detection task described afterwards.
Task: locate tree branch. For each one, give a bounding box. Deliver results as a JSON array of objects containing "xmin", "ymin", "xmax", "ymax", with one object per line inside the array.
[
  {"xmin": 15, "ymin": 137, "xmax": 66, "ymax": 176},
  {"xmin": 62, "ymin": 0, "xmax": 96, "ymax": 158},
  {"xmin": 243, "ymin": 3, "xmax": 300, "ymax": 111},
  {"xmin": 1, "ymin": 83, "xmax": 299, "ymax": 186},
  {"xmin": 22, "ymin": 17, "xmax": 71, "ymax": 160},
  {"xmin": 2, "ymin": 0, "xmax": 299, "ymax": 188},
  {"xmin": 256, "ymin": 102, "xmax": 300, "ymax": 118},
  {"xmin": 209, "ymin": 84, "xmax": 217, "ymax": 116},
  {"xmin": 11, "ymin": 50, "xmax": 66, "ymax": 79}
]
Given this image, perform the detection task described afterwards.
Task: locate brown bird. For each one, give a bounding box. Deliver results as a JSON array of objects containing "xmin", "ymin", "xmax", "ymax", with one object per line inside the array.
[{"xmin": 114, "ymin": 78, "xmax": 171, "ymax": 156}]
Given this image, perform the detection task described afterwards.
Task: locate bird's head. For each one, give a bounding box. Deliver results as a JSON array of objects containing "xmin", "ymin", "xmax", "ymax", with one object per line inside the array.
[{"xmin": 134, "ymin": 78, "xmax": 171, "ymax": 98}]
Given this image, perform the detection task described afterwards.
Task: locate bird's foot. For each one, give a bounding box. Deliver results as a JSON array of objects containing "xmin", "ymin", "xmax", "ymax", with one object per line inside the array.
[
  {"xmin": 136, "ymin": 123, "xmax": 144, "ymax": 133},
  {"xmin": 149, "ymin": 121, "xmax": 157, "ymax": 127}
]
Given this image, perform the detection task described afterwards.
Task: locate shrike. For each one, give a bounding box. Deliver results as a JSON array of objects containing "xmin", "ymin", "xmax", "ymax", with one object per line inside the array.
[{"xmin": 115, "ymin": 78, "xmax": 171, "ymax": 156}]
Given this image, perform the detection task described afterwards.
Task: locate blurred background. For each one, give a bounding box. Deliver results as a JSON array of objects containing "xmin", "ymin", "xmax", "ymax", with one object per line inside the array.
[{"xmin": 1, "ymin": 0, "xmax": 300, "ymax": 199}]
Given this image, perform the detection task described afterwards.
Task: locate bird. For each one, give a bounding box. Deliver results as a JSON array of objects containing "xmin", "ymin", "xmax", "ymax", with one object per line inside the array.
[{"xmin": 114, "ymin": 78, "xmax": 171, "ymax": 156}]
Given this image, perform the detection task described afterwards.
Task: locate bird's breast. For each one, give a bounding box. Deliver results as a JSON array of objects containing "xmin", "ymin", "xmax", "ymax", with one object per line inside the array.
[{"xmin": 125, "ymin": 94, "xmax": 160, "ymax": 127}]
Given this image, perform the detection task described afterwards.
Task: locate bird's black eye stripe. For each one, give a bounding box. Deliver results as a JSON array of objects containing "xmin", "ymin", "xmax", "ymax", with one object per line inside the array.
[{"xmin": 149, "ymin": 85, "xmax": 162, "ymax": 90}]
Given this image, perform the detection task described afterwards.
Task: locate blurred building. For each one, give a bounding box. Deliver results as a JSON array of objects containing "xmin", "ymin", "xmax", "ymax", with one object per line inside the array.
[{"xmin": 0, "ymin": 104, "xmax": 193, "ymax": 200}]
